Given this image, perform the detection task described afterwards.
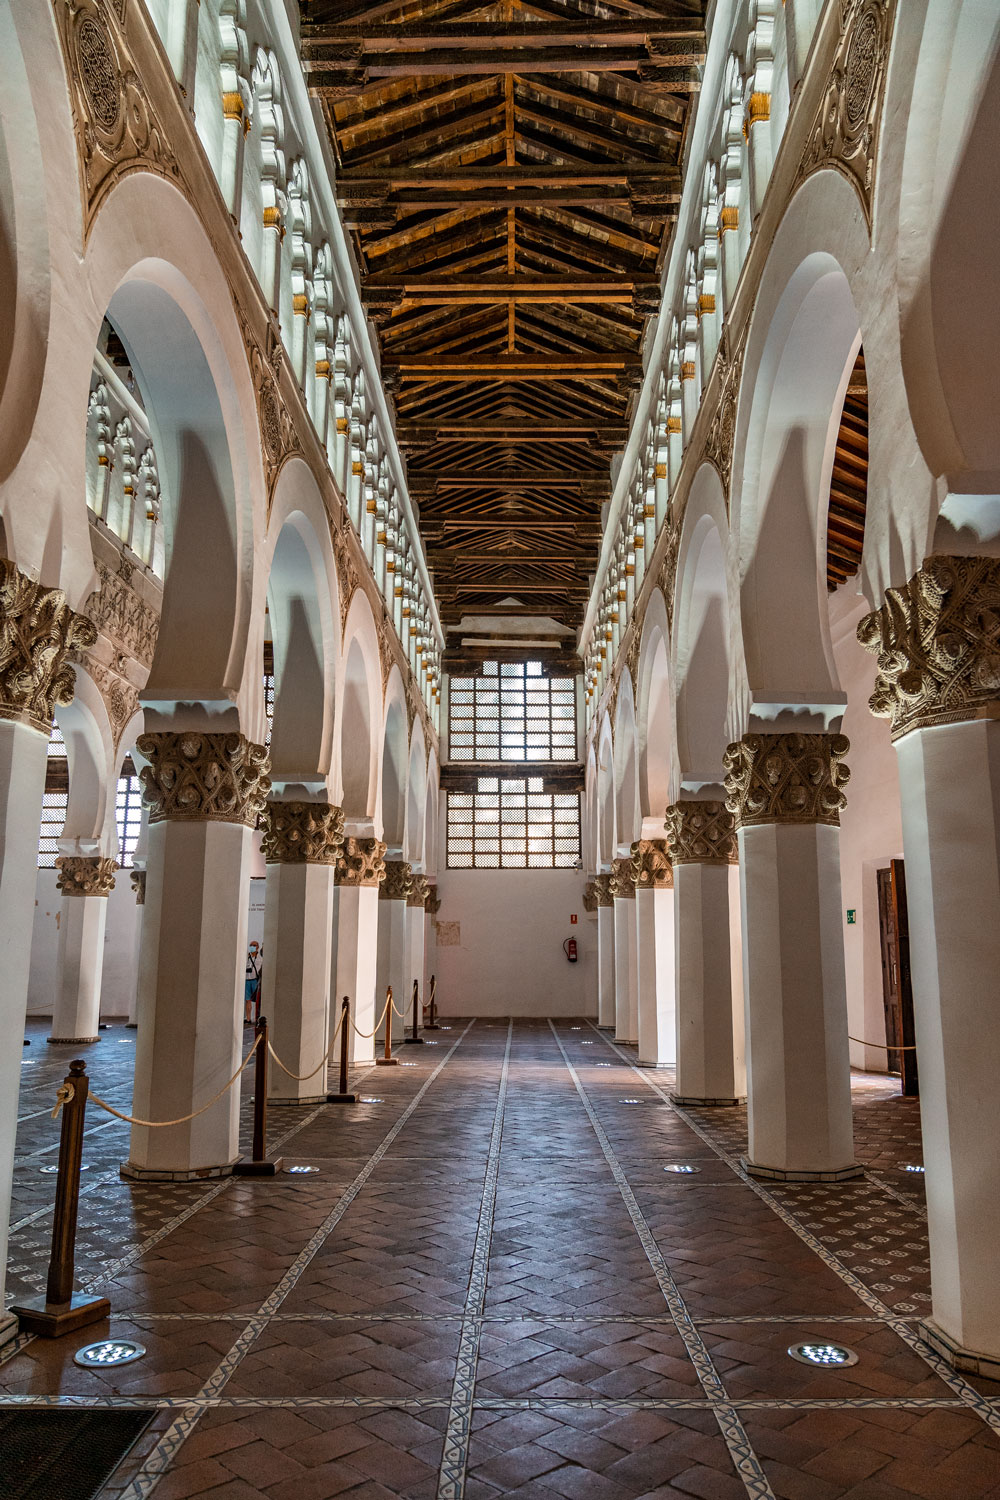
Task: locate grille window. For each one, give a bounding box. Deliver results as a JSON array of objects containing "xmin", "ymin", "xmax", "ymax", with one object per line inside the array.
[
  {"xmin": 449, "ymin": 660, "xmax": 576, "ymax": 763},
  {"xmin": 115, "ymin": 770, "xmax": 143, "ymax": 869},
  {"xmin": 447, "ymin": 777, "xmax": 581, "ymax": 870},
  {"xmin": 39, "ymin": 722, "xmax": 68, "ymax": 868}
]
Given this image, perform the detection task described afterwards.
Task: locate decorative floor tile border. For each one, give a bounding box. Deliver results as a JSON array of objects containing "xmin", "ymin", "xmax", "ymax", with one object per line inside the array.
[
  {"xmin": 585, "ymin": 1021, "xmax": 1000, "ymax": 1440},
  {"xmin": 548, "ymin": 1021, "xmax": 776, "ymax": 1500},
  {"xmin": 438, "ymin": 1019, "xmax": 513, "ymax": 1500}
]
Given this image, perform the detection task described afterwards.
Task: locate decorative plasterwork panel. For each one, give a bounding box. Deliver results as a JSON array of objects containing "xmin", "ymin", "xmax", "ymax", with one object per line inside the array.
[
  {"xmin": 233, "ymin": 309, "xmax": 300, "ymax": 508},
  {"xmin": 703, "ymin": 323, "xmax": 748, "ymax": 505},
  {"xmin": 54, "ymin": 0, "xmax": 184, "ymax": 241},
  {"xmin": 795, "ymin": 0, "xmax": 898, "ymax": 229},
  {"xmin": 74, "ymin": 653, "xmax": 140, "ymax": 750},
  {"xmin": 376, "ymin": 611, "xmax": 394, "ymax": 694},
  {"xmin": 723, "ymin": 731, "xmax": 851, "ymax": 828},
  {"xmin": 137, "ymin": 731, "xmax": 270, "ymax": 826},
  {"xmin": 656, "ymin": 523, "xmax": 682, "ymax": 627},
  {"xmin": 332, "ymin": 528, "xmax": 360, "ymax": 636},
  {"xmin": 85, "ymin": 559, "xmax": 159, "ymax": 668},
  {"xmin": 0, "ymin": 561, "xmax": 97, "ymax": 734}
]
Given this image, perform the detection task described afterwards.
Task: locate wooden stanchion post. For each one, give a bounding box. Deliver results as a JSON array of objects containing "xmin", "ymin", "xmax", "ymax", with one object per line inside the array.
[
  {"xmin": 404, "ymin": 978, "xmax": 424, "ymax": 1044},
  {"xmin": 376, "ymin": 986, "xmax": 398, "ymax": 1066},
  {"xmin": 235, "ymin": 1016, "xmax": 283, "ymax": 1175},
  {"xmin": 425, "ymin": 974, "xmax": 440, "ymax": 1030},
  {"xmin": 11, "ymin": 1060, "xmax": 110, "ymax": 1336},
  {"xmin": 327, "ymin": 996, "xmax": 357, "ymax": 1101}
]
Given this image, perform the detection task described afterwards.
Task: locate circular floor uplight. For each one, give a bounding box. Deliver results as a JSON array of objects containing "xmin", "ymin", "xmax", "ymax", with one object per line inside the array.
[
  {"xmin": 359, "ymin": 1097, "xmax": 384, "ymax": 1104},
  {"xmin": 901, "ymin": 1164, "xmax": 925, "ymax": 1174},
  {"xmin": 40, "ymin": 1164, "xmax": 90, "ymax": 1173},
  {"xmin": 286, "ymin": 1165, "xmax": 319, "ymax": 1174},
  {"xmin": 663, "ymin": 1165, "xmax": 700, "ymax": 1174},
  {"xmin": 788, "ymin": 1341, "xmax": 859, "ymax": 1368},
  {"xmin": 595, "ymin": 1063, "xmax": 611, "ymax": 1067},
  {"xmin": 620, "ymin": 1099, "xmax": 643, "ymax": 1105},
  {"xmin": 74, "ymin": 1339, "xmax": 146, "ymax": 1369}
]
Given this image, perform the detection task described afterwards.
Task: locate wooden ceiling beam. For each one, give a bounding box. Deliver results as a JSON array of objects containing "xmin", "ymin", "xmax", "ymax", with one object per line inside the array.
[
  {"xmin": 411, "ymin": 472, "xmax": 606, "ymax": 488},
  {"xmin": 303, "ymin": 21, "xmax": 706, "ymax": 48},
  {"xmin": 398, "ymin": 421, "xmax": 626, "ymax": 440},
  {"xmin": 343, "ymin": 186, "xmax": 678, "ymax": 215},
  {"xmin": 386, "ymin": 354, "xmax": 643, "ymax": 378}
]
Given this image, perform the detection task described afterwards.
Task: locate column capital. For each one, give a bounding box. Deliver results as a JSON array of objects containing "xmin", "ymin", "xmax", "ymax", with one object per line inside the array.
[
  {"xmin": 130, "ymin": 868, "xmax": 146, "ymax": 905},
  {"xmin": 592, "ymin": 873, "xmax": 615, "ymax": 907},
  {"xmin": 261, "ymin": 800, "xmax": 344, "ymax": 865},
  {"xmin": 664, "ymin": 800, "xmax": 737, "ymax": 865},
  {"xmin": 380, "ymin": 858, "xmax": 413, "ymax": 901},
  {"xmin": 609, "ymin": 855, "xmax": 636, "ymax": 899},
  {"xmin": 630, "ymin": 838, "xmax": 673, "ymax": 889},
  {"xmin": 55, "ymin": 855, "xmax": 117, "ymax": 896},
  {"xmin": 408, "ymin": 873, "xmax": 430, "ymax": 908},
  {"xmin": 425, "ymin": 882, "xmax": 441, "ymax": 916},
  {"xmin": 858, "ymin": 554, "xmax": 1000, "ymax": 741},
  {"xmin": 137, "ymin": 732, "xmax": 270, "ymax": 828},
  {"xmin": 335, "ymin": 835, "xmax": 387, "ymax": 887},
  {"xmin": 723, "ymin": 732, "xmax": 851, "ymax": 829},
  {"xmin": 582, "ymin": 880, "xmax": 598, "ymax": 913},
  {"xmin": 0, "ymin": 560, "xmax": 97, "ymax": 734}
]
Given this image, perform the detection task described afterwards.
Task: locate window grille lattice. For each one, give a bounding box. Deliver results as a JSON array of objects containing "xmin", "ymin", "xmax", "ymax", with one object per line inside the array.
[
  {"xmin": 39, "ymin": 723, "xmax": 68, "ymax": 868},
  {"xmin": 447, "ymin": 777, "xmax": 580, "ymax": 870},
  {"xmin": 115, "ymin": 775, "xmax": 143, "ymax": 869},
  {"xmin": 449, "ymin": 660, "xmax": 576, "ymax": 763}
]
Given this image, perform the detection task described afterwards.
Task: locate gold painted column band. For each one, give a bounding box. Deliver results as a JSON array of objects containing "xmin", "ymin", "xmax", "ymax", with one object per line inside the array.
[
  {"xmin": 609, "ymin": 856, "xmax": 636, "ymax": 900},
  {"xmin": 380, "ymin": 859, "xmax": 413, "ymax": 902},
  {"xmin": 664, "ymin": 801, "xmax": 737, "ymax": 865},
  {"xmin": 335, "ymin": 836, "xmax": 387, "ymax": 887},
  {"xmin": 631, "ymin": 838, "xmax": 673, "ymax": 889},
  {"xmin": 858, "ymin": 554, "xmax": 1000, "ymax": 741},
  {"xmin": 261, "ymin": 800, "xmax": 345, "ymax": 865},
  {"xmin": 0, "ymin": 559, "xmax": 97, "ymax": 734},
  {"xmin": 723, "ymin": 733, "xmax": 851, "ymax": 829},
  {"xmin": 55, "ymin": 856, "xmax": 118, "ymax": 896},
  {"xmin": 592, "ymin": 873, "xmax": 615, "ymax": 908},
  {"xmin": 137, "ymin": 732, "xmax": 271, "ymax": 827}
]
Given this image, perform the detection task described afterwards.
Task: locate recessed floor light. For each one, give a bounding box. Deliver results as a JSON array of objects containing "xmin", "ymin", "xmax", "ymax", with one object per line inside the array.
[
  {"xmin": 788, "ymin": 1341, "xmax": 859, "ymax": 1368},
  {"xmin": 359, "ymin": 1098, "xmax": 384, "ymax": 1104},
  {"xmin": 901, "ymin": 1164, "xmax": 925, "ymax": 1173},
  {"xmin": 595, "ymin": 1063, "xmax": 611, "ymax": 1067},
  {"xmin": 74, "ymin": 1339, "xmax": 146, "ymax": 1368},
  {"xmin": 286, "ymin": 1165, "xmax": 319, "ymax": 1174},
  {"xmin": 581, "ymin": 1041, "xmax": 593, "ymax": 1045},
  {"xmin": 40, "ymin": 1164, "xmax": 90, "ymax": 1173},
  {"xmin": 620, "ymin": 1099, "xmax": 643, "ymax": 1105},
  {"xmin": 664, "ymin": 1165, "xmax": 700, "ymax": 1174},
  {"xmin": 570, "ymin": 1027, "xmax": 582, "ymax": 1031}
]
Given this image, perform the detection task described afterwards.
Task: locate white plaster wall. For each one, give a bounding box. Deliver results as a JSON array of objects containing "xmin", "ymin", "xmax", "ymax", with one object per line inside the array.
[
  {"xmin": 27, "ymin": 871, "xmax": 140, "ymax": 1020},
  {"xmin": 434, "ymin": 869, "xmax": 597, "ymax": 1017},
  {"xmin": 829, "ymin": 584, "xmax": 904, "ymax": 1072}
]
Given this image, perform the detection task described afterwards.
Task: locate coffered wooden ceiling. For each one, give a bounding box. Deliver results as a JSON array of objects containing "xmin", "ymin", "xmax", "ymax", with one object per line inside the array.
[{"xmin": 301, "ymin": 0, "xmax": 706, "ymax": 630}]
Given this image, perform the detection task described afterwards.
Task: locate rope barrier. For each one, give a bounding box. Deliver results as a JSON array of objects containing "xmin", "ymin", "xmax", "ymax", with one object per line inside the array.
[
  {"xmin": 85, "ymin": 1033, "xmax": 262, "ymax": 1128},
  {"xmin": 349, "ymin": 994, "xmax": 392, "ymax": 1041},
  {"xmin": 267, "ymin": 1003, "xmax": 347, "ymax": 1083},
  {"xmin": 849, "ymin": 1034, "xmax": 917, "ymax": 1051},
  {"xmin": 51, "ymin": 1082, "xmax": 75, "ymax": 1120}
]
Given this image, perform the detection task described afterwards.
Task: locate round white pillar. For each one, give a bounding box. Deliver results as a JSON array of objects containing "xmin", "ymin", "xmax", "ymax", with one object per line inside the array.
[
  {"xmin": 610, "ymin": 856, "xmax": 638, "ymax": 1043},
  {"xmin": 633, "ymin": 840, "xmax": 675, "ymax": 1067},
  {"xmin": 377, "ymin": 861, "xmax": 412, "ymax": 1043},
  {"xmin": 332, "ymin": 837, "xmax": 386, "ymax": 1065},
  {"xmin": 594, "ymin": 875, "xmax": 616, "ymax": 1027},
  {"xmin": 49, "ymin": 857, "xmax": 118, "ymax": 1043}
]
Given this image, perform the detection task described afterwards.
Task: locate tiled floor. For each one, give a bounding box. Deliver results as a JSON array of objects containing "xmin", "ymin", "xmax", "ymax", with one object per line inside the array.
[{"xmin": 3, "ymin": 1017, "xmax": 1000, "ymax": 1499}]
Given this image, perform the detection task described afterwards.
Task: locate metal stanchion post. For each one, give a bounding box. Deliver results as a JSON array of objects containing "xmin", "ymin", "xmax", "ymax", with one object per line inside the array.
[
  {"xmin": 11, "ymin": 1060, "xmax": 111, "ymax": 1336},
  {"xmin": 425, "ymin": 974, "xmax": 440, "ymax": 1030},
  {"xmin": 235, "ymin": 1016, "xmax": 283, "ymax": 1175},
  {"xmin": 327, "ymin": 996, "xmax": 357, "ymax": 1102},
  {"xmin": 376, "ymin": 986, "xmax": 398, "ymax": 1066},
  {"xmin": 404, "ymin": 978, "xmax": 424, "ymax": 1044}
]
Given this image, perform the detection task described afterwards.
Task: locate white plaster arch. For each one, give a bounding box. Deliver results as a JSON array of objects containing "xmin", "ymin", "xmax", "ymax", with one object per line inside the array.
[
  {"xmin": 597, "ymin": 714, "xmax": 615, "ymax": 869},
  {"xmin": 56, "ymin": 671, "xmax": 118, "ymax": 857},
  {"xmin": 613, "ymin": 677, "xmax": 640, "ymax": 854},
  {"xmin": 423, "ymin": 749, "xmax": 439, "ymax": 880},
  {"xmin": 634, "ymin": 589, "xmax": 676, "ymax": 829},
  {"xmin": 404, "ymin": 718, "xmax": 427, "ymax": 868},
  {"xmin": 379, "ymin": 667, "xmax": 408, "ymax": 851},
  {"xmin": 337, "ymin": 588, "xmax": 381, "ymax": 828},
  {"xmin": 584, "ymin": 745, "xmax": 599, "ymax": 875}
]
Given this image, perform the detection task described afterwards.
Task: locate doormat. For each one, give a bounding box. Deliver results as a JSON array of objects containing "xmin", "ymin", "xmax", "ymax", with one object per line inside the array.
[{"xmin": 0, "ymin": 1408, "xmax": 153, "ymax": 1500}]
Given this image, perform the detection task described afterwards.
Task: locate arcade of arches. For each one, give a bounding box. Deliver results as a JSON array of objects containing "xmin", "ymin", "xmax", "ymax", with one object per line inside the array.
[{"xmin": 2, "ymin": 2, "xmax": 1000, "ymax": 1497}]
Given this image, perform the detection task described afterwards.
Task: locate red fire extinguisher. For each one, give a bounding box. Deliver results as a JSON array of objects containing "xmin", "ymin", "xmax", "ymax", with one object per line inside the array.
[{"xmin": 563, "ymin": 938, "xmax": 578, "ymax": 963}]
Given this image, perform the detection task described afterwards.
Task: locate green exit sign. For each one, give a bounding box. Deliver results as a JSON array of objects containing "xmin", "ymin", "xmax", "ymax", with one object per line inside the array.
[{"xmin": 846, "ymin": 909, "xmax": 857, "ymax": 925}]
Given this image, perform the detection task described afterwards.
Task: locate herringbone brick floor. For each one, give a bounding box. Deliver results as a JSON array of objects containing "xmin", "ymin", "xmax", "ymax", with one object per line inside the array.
[{"xmin": 3, "ymin": 1018, "xmax": 999, "ymax": 1499}]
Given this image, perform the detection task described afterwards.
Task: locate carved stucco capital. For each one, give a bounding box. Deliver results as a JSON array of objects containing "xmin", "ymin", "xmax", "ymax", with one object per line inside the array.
[
  {"xmin": 609, "ymin": 855, "xmax": 636, "ymax": 899},
  {"xmin": 630, "ymin": 839, "xmax": 673, "ymax": 889},
  {"xmin": 261, "ymin": 800, "xmax": 345, "ymax": 865},
  {"xmin": 592, "ymin": 873, "xmax": 615, "ymax": 908},
  {"xmin": 425, "ymin": 883, "xmax": 441, "ymax": 916},
  {"xmin": 0, "ymin": 560, "xmax": 97, "ymax": 734},
  {"xmin": 380, "ymin": 859, "xmax": 413, "ymax": 902},
  {"xmin": 408, "ymin": 874, "xmax": 430, "ymax": 908},
  {"xmin": 137, "ymin": 732, "xmax": 270, "ymax": 827},
  {"xmin": 858, "ymin": 555, "xmax": 1000, "ymax": 741},
  {"xmin": 130, "ymin": 868, "xmax": 146, "ymax": 905},
  {"xmin": 56, "ymin": 855, "xmax": 118, "ymax": 896},
  {"xmin": 664, "ymin": 801, "xmax": 738, "ymax": 865},
  {"xmin": 335, "ymin": 836, "xmax": 387, "ymax": 887},
  {"xmin": 582, "ymin": 881, "xmax": 599, "ymax": 913},
  {"xmin": 723, "ymin": 733, "xmax": 851, "ymax": 829}
]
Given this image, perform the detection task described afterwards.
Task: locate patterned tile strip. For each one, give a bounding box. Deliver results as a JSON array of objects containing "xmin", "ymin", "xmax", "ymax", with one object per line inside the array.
[
  {"xmin": 438, "ymin": 1020, "xmax": 514, "ymax": 1500},
  {"xmin": 547, "ymin": 1021, "xmax": 776, "ymax": 1500},
  {"xmin": 0, "ymin": 1392, "xmax": 972, "ymax": 1412},
  {"xmin": 588, "ymin": 1023, "xmax": 1000, "ymax": 1440},
  {"xmin": 111, "ymin": 1022, "xmax": 477, "ymax": 1500}
]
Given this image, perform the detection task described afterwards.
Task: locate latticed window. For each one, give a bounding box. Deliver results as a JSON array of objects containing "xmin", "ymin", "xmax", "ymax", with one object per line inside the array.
[
  {"xmin": 449, "ymin": 661, "xmax": 576, "ymax": 763},
  {"xmin": 447, "ymin": 777, "xmax": 580, "ymax": 870},
  {"xmin": 38, "ymin": 722, "xmax": 68, "ymax": 868},
  {"xmin": 116, "ymin": 764, "xmax": 143, "ymax": 869},
  {"xmin": 263, "ymin": 640, "xmax": 274, "ymax": 747}
]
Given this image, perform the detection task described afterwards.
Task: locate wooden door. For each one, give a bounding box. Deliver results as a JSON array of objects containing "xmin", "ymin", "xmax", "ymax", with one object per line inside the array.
[{"xmin": 877, "ymin": 860, "xmax": 918, "ymax": 1096}]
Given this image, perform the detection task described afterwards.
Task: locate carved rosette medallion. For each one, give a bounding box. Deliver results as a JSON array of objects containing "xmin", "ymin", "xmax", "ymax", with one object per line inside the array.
[
  {"xmin": 425, "ymin": 883, "xmax": 441, "ymax": 916},
  {"xmin": 408, "ymin": 874, "xmax": 430, "ymax": 909},
  {"xmin": 592, "ymin": 873, "xmax": 615, "ymax": 908},
  {"xmin": 380, "ymin": 858, "xmax": 413, "ymax": 902},
  {"xmin": 0, "ymin": 561, "xmax": 97, "ymax": 734},
  {"xmin": 582, "ymin": 881, "xmax": 598, "ymax": 913},
  {"xmin": 335, "ymin": 836, "xmax": 387, "ymax": 887},
  {"xmin": 795, "ymin": 0, "xmax": 897, "ymax": 228},
  {"xmin": 137, "ymin": 732, "xmax": 270, "ymax": 827},
  {"xmin": 261, "ymin": 800, "xmax": 345, "ymax": 865},
  {"xmin": 55, "ymin": 0, "xmax": 184, "ymax": 240},
  {"xmin": 130, "ymin": 868, "xmax": 146, "ymax": 905},
  {"xmin": 723, "ymin": 733, "xmax": 851, "ymax": 829},
  {"xmin": 631, "ymin": 839, "xmax": 673, "ymax": 889},
  {"xmin": 858, "ymin": 555, "xmax": 1000, "ymax": 741},
  {"xmin": 664, "ymin": 801, "xmax": 737, "ymax": 865},
  {"xmin": 56, "ymin": 855, "xmax": 118, "ymax": 896},
  {"xmin": 609, "ymin": 856, "xmax": 636, "ymax": 900}
]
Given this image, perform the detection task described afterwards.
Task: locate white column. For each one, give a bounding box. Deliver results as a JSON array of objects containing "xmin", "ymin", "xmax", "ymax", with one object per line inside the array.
[
  {"xmin": 377, "ymin": 861, "xmax": 412, "ymax": 1044},
  {"xmin": 126, "ymin": 867, "xmax": 146, "ymax": 1026},
  {"xmin": 407, "ymin": 875, "xmax": 429, "ymax": 1019},
  {"xmin": 425, "ymin": 883, "xmax": 440, "ymax": 1013},
  {"xmin": 611, "ymin": 857, "xmax": 638, "ymax": 1044},
  {"xmin": 726, "ymin": 733, "xmax": 857, "ymax": 1181},
  {"xmin": 858, "ymin": 556, "xmax": 1000, "ymax": 1373},
  {"xmin": 633, "ymin": 841, "xmax": 676, "ymax": 1067},
  {"xmin": 665, "ymin": 801, "xmax": 745, "ymax": 1105},
  {"xmin": 595, "ymin": 875, "xmax": 616, "ymax": 1027},
  {"xmin": 125, "ymin": 731, "xmax": 267, "ymax": 1180},
  {"xmin": 261, "ymin": 801, "xmax": 342, "ymax": 1104},
  {"xmin": 332, "ymin": 837, "xmax": 386, "ymax": 1066},
  {"xmin": 49, "ymin": 858, "xmax": 118, "ymax": 1042}
]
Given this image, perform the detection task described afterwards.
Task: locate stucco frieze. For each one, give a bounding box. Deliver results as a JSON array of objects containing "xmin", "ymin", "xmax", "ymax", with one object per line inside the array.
[
  {"xmin": 592, "ymin": 873, "xmax": 615, "ymax": 908},
  {"xmin": 261, "ymin": 799, "xmax": 345, "ymax": 865},
  {"xmin": 664, "ymin": 801, "xmax": 738, "ymax": 865},
  {"xmin": 137, "ymin": 731, "xmax": 270, "ymax": 827},
  {"xmin": 407, "ymin": 873, "xmax": 430, "ymax": 909},
  {"xmin": 631, "ymin": 838, "xmax": 673, "ymax": 889},
  {"xmin": 609, "ymin": 856, "xmax": 636, "ymax": 900},
  {"xmin": 0, "ymin": 560, "xmax": 97, "ymax": 735},
  {"xmin": 723, "ymin": 732, "xmax": 851, "ymax": 829},
  {"xmin": 335, "ymin": 835, "xmax": 387, "ymax": 887},
  {"xmin": 55, "ymin": 855, "xmax": 118, "ymax": 896},
  {"xmin": 425, "ymin": 883, "xmax": 441, "ymax": 916},
  {"xmin": 380, "ymin": 858, "xmax": 413, "ymax": 902}
]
